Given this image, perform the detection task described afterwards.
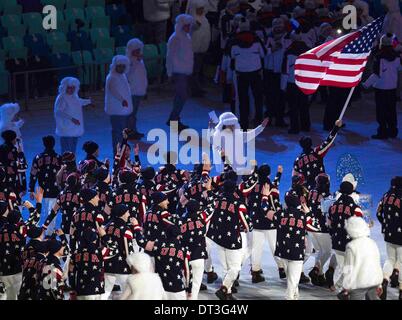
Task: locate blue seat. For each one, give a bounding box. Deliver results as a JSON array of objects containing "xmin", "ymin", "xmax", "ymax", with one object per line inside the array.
[
  {"xmin": 111, "ymin": 25, "xmax": 133, "ymax": 47},
  {"xmin": 68, "ymin": 30, "xmax": 93, "ymax": 52},
  {"xmin": 24, "ymin": 33, "xmax": 49, "ymax": 56},
  {"xmin": 50, "ymin": 53, "xmax": 76, "ymax": 81}
]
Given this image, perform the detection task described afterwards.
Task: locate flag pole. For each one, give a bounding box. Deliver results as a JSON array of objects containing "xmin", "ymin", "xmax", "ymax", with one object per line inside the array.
[{"xmin": 338, "ymin": 87, "xmax": 356, "ymax": 121}]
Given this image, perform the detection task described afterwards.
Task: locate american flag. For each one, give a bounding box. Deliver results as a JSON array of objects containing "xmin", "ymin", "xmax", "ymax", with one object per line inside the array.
[{"xmin": 295, "ymin": 16, "xmax": 385, "ymax": 95}]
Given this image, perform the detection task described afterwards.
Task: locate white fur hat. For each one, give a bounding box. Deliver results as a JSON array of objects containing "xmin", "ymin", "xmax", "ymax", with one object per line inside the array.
[
  {"xmin": 342, "ymin": 173, "xmax": 358, "ymax": 190},
  {"xmin": 126, "ymin": 252, "xmax": 154, "ymax": 273},
  {"xmin": 345, "ymin": 216, "xmax": 370, "ymax": 239},
  {"xmin": 216, "ymin": 112, "xmax": 241, "ymax": 131}
]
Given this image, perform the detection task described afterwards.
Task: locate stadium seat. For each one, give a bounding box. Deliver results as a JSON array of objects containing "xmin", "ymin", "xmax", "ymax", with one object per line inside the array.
[
  {"xmin": 111, "ymin": 24, "xmax": 133, "ymax": 47},
  {"xmin": 46, "ymin": 31, "xmax": 67, "ymax": 45},
  {"xmin": 95, "ymin": 37, "xmax": 115, "ymax": 49},
  {"xmin": 2, "ymin": 36, "xmax": 24, "ymax": 51},
  {"xmin": 68, "ymin": 30, "xmax": 93, "ymax": 52},
  {"xmin": 24, "ymin": 33, "xmax": 49, "ymax": 57},
  {"xmin": 90, "ymin": 27, "xmax": 109, "ymax": 43},
  {"xmin": 106, "ymin": 3, "xmax": 126, "ymax": 25},
  {"xmin": 51, "ymin": 41, "xmax": 71, "ymax": 54},
  {"xmin": 7, "ymin": 24, "xmax": 26, "ymax": 37},
  {"xmin": 41, "ymin": 0, "xmax": 65, "ymax": 10},
  {"xmin": 115, "ymin": 46, "xmax": 126, "ymax": 55},
  {"xmin": 65, "ymin": 0, "xmax": 85, "ymax": 10},
  {"xmin": 51, "ymin": 52, "xmax": 75, "ymax": 81},
  {"xmin": 3, "ymin": 4, "xmax": 23, "ymax": 15},
  {"xmin": 87, "ymin": 0, "xmax": 105, "ymax": 7},
  {"xmin": 86, "ymin": 6, "xmax": 106, "ymax": 19},
  {"xmin": 64, "ymin": 8, "xmax": 85, "ymax": 25},
  {"xmin": 94, "ymin": 47, "xmax": 113, "ymax": 82},
  {"xmin": 91, "ymin": 16, "xmax": 111, "ymax": 29},
  {"xmin": 23, "ymin": 12, "xmax": 43, "ymax": 34},
  {"xmin": 0, "ymin": 0, "xmax": 18, "ymax": 11},
  {"xmin": 1, "ymin": 15, "xmax": 22, "ymax": 29},
  {"xmin": 8, "ymin": 47, "xmax": 28, "ymax": 60},
  {"xmin": 72, "ymin": 50, "xmax": 94, "ymax": 85},
  {"xmin": 143, "ymin": 44, "xmax": 161, "ymax": 79}
]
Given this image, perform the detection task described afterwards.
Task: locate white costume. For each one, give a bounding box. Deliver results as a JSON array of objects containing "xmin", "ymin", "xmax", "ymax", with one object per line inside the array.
[
  {"xmin": 0, "ymin": 103, "xmax": 24, "ymax": 139},
  {"xmin": 209, "ymin": 112, "xmax": 264, "ymax": 175}
]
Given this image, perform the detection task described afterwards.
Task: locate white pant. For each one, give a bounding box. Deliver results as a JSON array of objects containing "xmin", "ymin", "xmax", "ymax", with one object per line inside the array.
[
  {"xmin": 0, "ymin": 273, "xmax": 22, "ymax": 300},
  {"xmin": 309, "ymin": 232, "xmax": 332, "ymax": 274},
  {"xmin": 189, "ymin": 259, "xmax": 205, "ymax": 300},
  {"xmin": 240, "ymin": 232, "xmax": 252, "ymax": 267},
  {"xmin": 77, "ymin": 294, "xmax": 102, "ymax": 300},
  {"xmin": 205, "ymin": 237, "xmax": 214, "ymax": 273},
  {"xmin": 101, "ymin": 273, "xmax": 130, "ymax": 300},
  {"xmin": 216, "ymin": 244, "xmax": 242, "ymax": 293},
  {"xmin": 333, "ymin": 250, "xmax": 345, "ymax": 290},
  {"xmin": 42, "ymin": 198, "xmax": 57, "ymax": 235},
  {"xmin": 383, "ymin": 242, "xmax": 402, "ymax": 287},
  {"xmin": 251, "ymin": 229, "xmax": 284, "ymax": 271},
  {"xmin": 283, "ymin": 260, "xmax": 304, "ymax": 300},
  {"xmin": 166, "ymin": 290, "xmax": 187, "ymax": 300},
  {"xmin": 304, "ymin": 233, "xmax": 314, "ymax": 263}
]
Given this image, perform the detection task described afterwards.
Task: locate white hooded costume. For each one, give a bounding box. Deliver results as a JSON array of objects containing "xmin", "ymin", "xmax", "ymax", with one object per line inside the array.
[
  {"xmin": 342, "ymin": 216, "xmax": 383, "ymax": 292},
  {"xmin": 166, "ymin": 14, "xmax": 195, "ymax": 77},
  {"xmin": 126, "ymin": 39, "xmax": 148, "ymax": 97},
  {"xmin": 188, "ymin": 0, "xmax": 211, "ymax": 54},
  {"xmin": 105, "ymin": 55, "xmax": 133, "ymax": 116},
  {"xmin": 209, "ymin": 112, "xmax": 264, "ymax": 175},
  {"xmin": 382, "ymin": 0, "xmax": 402, "ymax": 51},
  {"xmin": 120, "ymin": 252, "xmax": 167, "ymax": 300},
  {"xmin": 0, "ymin": 103, "xmax": 24, "ymax": 139},
  {"xmin": 54, "ymin": 77, "xmax": 90, "ymax": 138}
]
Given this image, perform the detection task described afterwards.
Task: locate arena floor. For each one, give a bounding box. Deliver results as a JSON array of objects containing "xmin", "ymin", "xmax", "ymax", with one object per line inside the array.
[{"xmin": 17, "ymin": 83, "xmax": 402, "ymax": 300}]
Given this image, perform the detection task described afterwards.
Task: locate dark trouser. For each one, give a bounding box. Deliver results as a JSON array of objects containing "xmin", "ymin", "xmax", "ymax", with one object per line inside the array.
[
  {"xmin": 169, "ymin": 73, "xmax": 190, "ymax": 122},
  {"xmin": 128, "ymin": 95, "xmax": 143, "ymax": 132},
  {"xmin": 323, "ymin": 87, "xmax": 350, "ymax": 130},
  {"xmin": 110, "ymin": 115, "xmax": 129, "ymax": 155},
  {"xmin": 237, "ymin": 70, "xmax": 263, "ymax": 130},
  {"xmin": 287, "ymin": 83, "xmax": 310, "ymax": 132},
  {"xmin": 264, "ymin": 70, "xmax": 285, "ymax": 125},
  {"xmin": 143, "ymin": 20, "xmax": 168, "ymax": 44},
  {"xmin": 191, "ymin": 53, "xmax": 206, "ymax": 93},
  {"xmin": 375, "ymin": 88, "xmax": 398, "ymax": 138},
  {"xmin": 60, "ymin": 137, "xmax": 78, "ymax": 154}
]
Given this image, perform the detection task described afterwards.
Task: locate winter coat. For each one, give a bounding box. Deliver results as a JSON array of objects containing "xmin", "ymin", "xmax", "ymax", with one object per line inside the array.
[
  {"xmin": 54, "ymin": 77, "xmax": 91, "ymax": 138},
  {"xmin": 0, "ymin": 103, "xmax": 24, "ymax": 139},
  {"xmin": 377, "ymin": 187, "xmax": 402, "ymax": 245},
  {"xmin": 188, "ymin": 0, "xmax": 211, "ymax": 53},
  {"xmin": 342, "ymin": 216, "xmax": 383, "ymax": 291},
  {"xmin": 230, "ymin": 31, "xmax": 266, "ymax": 72},
  {"xmin": 105, "ymin": 55, "xmax": 133, "ymax": 116},
  {"xmin": 126, "ymin": 39, "xmax": 148, "ymax": 97},
  {"xmin": 166, "ymin": 14, "xmax": 194, "ymax": 77},
  {"xmin": 372, "ymin": 47, "xmax": 402, "ymax": 90}
]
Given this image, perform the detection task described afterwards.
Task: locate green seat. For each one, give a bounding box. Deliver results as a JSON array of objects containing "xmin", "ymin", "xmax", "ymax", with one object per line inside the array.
[
  {"xmin": 91, "ymin": 16, "xmax": 110, "ymax": 29},
  {"xmin": 2, "ymin": 36, "xmax": 24, "ymax": 51},
  {"xmin": 41, "ymin": 0, "xmax": 65, "ymax": 10},
  {"xmin": 64, "ymin": 8, "xmax": 85, "ymax": 25},
  {"xmin": 86, "ymin": 6, "xmax": 105, "ymax": 19},
  {"xmin": 3, "ymin": 4, "xmax": 22, "ymax": 15},
  {"xmin": 51, "ymin": 41, "xmax": 71, "ymax": 54},
  {"xmin": 7, "ymin": 24, "xmax": 26, "ymax": 37},
  {"xmin": 8, "ymin": 47, "xmax": 28, "ymax": 60},
  {"xmin": 115, "ymin": 46, "xmax": 126, "ymax": 55},
  {"xmin": 46, "ymin": 31, "xmax": 67, "ymax": 45},
  {"xmin": 1, "ymin": 15, "xmax": 21, "ymax": 29},
  {"xmin": 90, "ymin": 28, "xmax": 109, "ymax": 43},
  {"xmin": 143, "ymin": 44, "xmax": 161, "ymax": 79},
  {"xmin": 65, "ymin": 0, "xmax": 85, "ymax": 9},
  {"xmin": 0, "ymin": 0, "xmax": 18, "ymax": 10},
  {"xmin": 94, "ymin": 47, "xmax": 113, "ymax": 83},
  {"xmin": 87, "ymin": 0, "xmax": 105, "ymax": 7},
  {"xmin": 95, "ymin": 37, "xmax": 115, "ymax": 49},
  {"xmin": 72, "ymin": 50, "xmax": 94, "ymax": 85},
  {"xmin": 23, "ymin": 12, "xmax": 43, "ymax": 31}
]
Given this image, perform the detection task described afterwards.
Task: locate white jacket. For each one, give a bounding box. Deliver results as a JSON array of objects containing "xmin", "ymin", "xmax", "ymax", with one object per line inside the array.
[
  {"xmin": 209, "ymin": 112, "xmax": 264, "ymax": 175},
  {"xmin": 105, "ymin": 55, "xmax": 133, "ymax": 116},
  {"xmin": 122, "ymin": 253, "xmax": 167, "ymax": 300},
  {"xmin": 143, "ymin": 0, "xmax": 174, "ymax": 23},
  {"xmin": 166, "ymin": 14, "xmax": 195, "ymax": 77},
  {"xmin": 0, "ymin": 103, "xmax": 24, "ymax": 139},
  {"xmin": 54, "ymin": 77, "xmax": 91, "ymax": 138},
  {"xmin": 373, "ymin": 57, "xmax": 402, "ymax": 90},
  {"xmin": 126, "ymin": 39, "xmax": 148, "ymax": 97},
  {"xmin": 188, "ymin": 0, "xmax": 211, "ymax": 53},
  {"xmin": 342, "ymin": 217, "xmax": 383, "ymax": 291}
]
